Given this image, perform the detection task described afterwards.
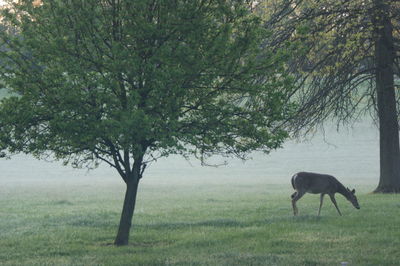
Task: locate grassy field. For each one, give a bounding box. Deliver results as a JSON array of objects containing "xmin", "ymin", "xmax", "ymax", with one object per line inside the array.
[{"xmin": 0, "ymin": 172, "xmax": 399, "ymax": 266}]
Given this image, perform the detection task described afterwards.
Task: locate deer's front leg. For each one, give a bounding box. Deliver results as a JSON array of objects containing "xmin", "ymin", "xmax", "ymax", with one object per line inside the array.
[
  {"xmin": 329, "ymin": 194, "xmax": 342, "ymax": 216},
  {"xmin": 318, "ymin": 194, "xmax": 325, "ymax": 216}
]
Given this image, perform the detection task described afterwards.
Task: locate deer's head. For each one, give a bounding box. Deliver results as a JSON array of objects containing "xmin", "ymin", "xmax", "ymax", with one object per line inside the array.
[{"xmin": 346, "ymin": 188, "xmax": 360, "ymax": 209}]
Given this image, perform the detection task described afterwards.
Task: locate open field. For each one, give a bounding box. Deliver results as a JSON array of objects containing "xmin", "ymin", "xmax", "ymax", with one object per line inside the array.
[
  {"xmin": 0, "ymin": 174, "xmax": 399, "ymax": 266},
  {"xmin": 1, "ymin": 119, "xmax": 399, "ymax": 265}
]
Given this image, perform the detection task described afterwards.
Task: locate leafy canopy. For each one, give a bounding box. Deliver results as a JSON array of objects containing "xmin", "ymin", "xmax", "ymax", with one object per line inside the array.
[{"xmin": 0, "ymin": 0, "xmax": 293, "ymax": 176}]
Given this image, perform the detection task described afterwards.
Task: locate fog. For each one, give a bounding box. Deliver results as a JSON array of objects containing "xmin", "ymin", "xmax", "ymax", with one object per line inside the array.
[{"xmin": 0, "ymin": 119, "xmax": 379, "ymax": 189}]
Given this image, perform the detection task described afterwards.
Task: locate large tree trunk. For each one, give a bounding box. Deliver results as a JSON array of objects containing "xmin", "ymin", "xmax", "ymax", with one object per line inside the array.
[{"xmin": 373, "ymin": 0, "xmax": 400, "ymax": 193}]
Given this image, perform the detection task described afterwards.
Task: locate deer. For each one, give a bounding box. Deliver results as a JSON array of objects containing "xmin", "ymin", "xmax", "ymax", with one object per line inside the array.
[{"xmin": 291, "ymin": 172, "xmax": 360, "ymax": 216}]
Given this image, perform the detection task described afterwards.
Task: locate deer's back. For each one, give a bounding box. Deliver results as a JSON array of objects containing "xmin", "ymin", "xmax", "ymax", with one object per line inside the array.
[{"xmin": 291, "ymin": 172, "xmax": 340, "ymax": 194}]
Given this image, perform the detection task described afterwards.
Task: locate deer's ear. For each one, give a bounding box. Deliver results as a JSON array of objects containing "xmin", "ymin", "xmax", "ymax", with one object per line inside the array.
[{"xmin": 351, "ymin": 189, "xmax": 355, "ymax": 194}]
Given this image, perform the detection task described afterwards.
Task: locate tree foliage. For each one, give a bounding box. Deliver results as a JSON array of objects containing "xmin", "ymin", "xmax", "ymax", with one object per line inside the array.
[
  {"xmin": 259, "ymin": 0, "xmax": 400, "ymax": 192},
  {"xmin": 261, "ymin": 0, "xmax": 399, "ymax": 127},
  {"xmin": 0, "ymin": 0, "xmax": 294, "ymax": 244}
]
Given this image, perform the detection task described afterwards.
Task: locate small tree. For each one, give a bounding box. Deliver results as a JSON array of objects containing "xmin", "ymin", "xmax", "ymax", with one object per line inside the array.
[{"xmin": 0, "ymin": 0, "xmax": 293, "ymax": 245}]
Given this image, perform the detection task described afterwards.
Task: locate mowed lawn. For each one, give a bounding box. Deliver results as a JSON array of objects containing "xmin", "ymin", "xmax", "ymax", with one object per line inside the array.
[{"xmin": 0, "ymin": 174, "xmax": 399, "ymax": 266}]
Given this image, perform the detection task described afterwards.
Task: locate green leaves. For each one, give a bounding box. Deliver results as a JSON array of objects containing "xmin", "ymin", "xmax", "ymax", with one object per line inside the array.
[{"xmin": 0, "ymin": 0, "xmax": 293, "ymax": 173}]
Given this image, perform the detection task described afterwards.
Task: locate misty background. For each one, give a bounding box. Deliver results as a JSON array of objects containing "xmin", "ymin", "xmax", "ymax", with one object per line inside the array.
[{"xmin": 0, "ymin": 118, "xmax": 378, "ymax": 191}]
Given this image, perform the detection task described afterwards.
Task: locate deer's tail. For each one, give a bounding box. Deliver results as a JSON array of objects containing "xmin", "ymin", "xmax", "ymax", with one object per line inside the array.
[
  {"xmin": 291, "ymin": 174, "xmax": 297, "ymax": 190},
  {"xmin": 290, "ymin": 173, "xmax": 298, "ymax": 199}
]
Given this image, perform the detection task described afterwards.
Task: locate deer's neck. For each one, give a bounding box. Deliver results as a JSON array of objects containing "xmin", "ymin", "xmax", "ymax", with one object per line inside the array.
[{"xmin": 336, "ymin": 182, "xmax": 349, "ymax": 197}]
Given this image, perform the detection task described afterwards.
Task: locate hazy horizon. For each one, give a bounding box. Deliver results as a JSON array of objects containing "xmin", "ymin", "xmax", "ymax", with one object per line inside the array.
[{"xmin": 0, "ymin": 118, "xmax": 379, "ymax": 191}]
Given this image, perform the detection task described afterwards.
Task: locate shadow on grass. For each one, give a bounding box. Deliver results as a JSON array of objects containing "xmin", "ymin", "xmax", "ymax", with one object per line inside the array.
[
  {"xmin": 100, "ymin": 240, "xmax": 174, "ymax": 248},
  {"xmin": 40, "ymin": 212, "xmax": 119, "ymax": 228},
  {"xmin": 138, "ymin": 216, "xmax": 298, "ymax": 231},
  {"xmin": 52, "ymin": 200, "xmax": 74, "ymax": 205},
  {"xmin": 40, "ymin": 210, "xmax": 325, "ymax": 232}
]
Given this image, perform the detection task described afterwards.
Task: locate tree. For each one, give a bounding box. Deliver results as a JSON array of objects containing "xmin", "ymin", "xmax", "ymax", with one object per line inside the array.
[
  {"xmin": 259, "ymin": 0, "xmax": 400, "ymax": 192},
  {"xmin": 0, "ymin": 0, "xmax": 293, "ymax": 245}
]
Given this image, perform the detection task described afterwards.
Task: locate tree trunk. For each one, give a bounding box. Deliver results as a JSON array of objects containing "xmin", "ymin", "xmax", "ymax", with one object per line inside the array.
[
  {"xmin": 114, "ymin": 157, "xmax": 143, "ymax": 246},
  {"xmin": 373, "ymin": 0, "xmax": 400, "ymax": 193},
  {"xmin": 114, "ymin": 178, "xmax": 140, "ymax": 245}
]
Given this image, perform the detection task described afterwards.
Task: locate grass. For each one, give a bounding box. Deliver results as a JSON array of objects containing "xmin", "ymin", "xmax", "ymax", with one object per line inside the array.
[{"xmin": 0, "ymin": 175, "xmax": 399, "ymax": 266}]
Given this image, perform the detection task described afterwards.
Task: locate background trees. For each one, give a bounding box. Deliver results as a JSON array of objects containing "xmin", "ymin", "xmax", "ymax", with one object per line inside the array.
[
  {"xmin": 260, "ymin": 0, "xmax": 400, "ymax": 192},
  {"xmin": 0, "ymin": 0, "xmax": 293, "ymax": 245}
]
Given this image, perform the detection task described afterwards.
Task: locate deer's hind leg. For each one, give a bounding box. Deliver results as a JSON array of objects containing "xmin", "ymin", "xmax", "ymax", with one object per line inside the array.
[{"xmin": 291, "ymin": 190, "xmax": 305, "ymax": 216}]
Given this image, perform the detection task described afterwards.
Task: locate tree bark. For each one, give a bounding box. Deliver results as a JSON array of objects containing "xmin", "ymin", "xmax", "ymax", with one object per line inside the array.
[
  {"xmin": 373, "ymin": 0, "xmax": 400, "ymax": 193},
  {"xmin": 114, "ymin": 178, "xmax": 140, "ymax": 245},
  {"xmin": 114, "ymin": 160, "xmax": 142, "ymax": 246}
]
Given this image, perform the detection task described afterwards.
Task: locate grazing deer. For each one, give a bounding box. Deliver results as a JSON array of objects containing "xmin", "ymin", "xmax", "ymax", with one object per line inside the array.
[{"xmin": 291, "ymin": 172, "xmax": 360, "ymax": 216}]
